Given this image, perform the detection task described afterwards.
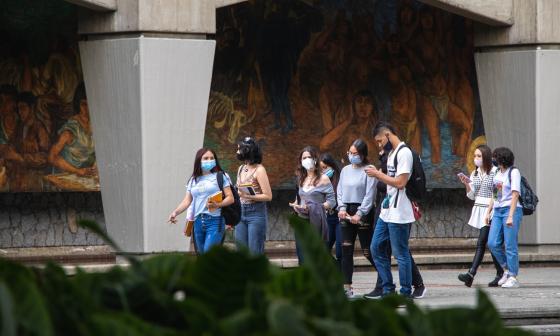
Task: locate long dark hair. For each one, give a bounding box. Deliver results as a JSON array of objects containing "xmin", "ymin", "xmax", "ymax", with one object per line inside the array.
[
  {"xmin": 296, "ymin": 146, "xmax": 320, "ymax": 187},
  {"xmin": 320, "ymin": 153, "xmax": 341, "ymax": 192},
  {"xmin": 350, "ymin": 138, "xmax": 369, "ymax": 165},
  {"xmin": 476, "ymin": 144, "xmax": 493, "ymax": 175},
  {"xmin": 191, "ymin": 147, "xmax": 223, "ymax": 183},
  {"xmin": 493, "ymin": 147, "xmax": 515, "ymax": 168}
]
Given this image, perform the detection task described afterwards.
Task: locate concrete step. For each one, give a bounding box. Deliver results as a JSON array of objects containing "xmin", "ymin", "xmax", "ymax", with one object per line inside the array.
[{"xmin": 519, "ymin": 324, "xmax": 560, "ymax": 336}]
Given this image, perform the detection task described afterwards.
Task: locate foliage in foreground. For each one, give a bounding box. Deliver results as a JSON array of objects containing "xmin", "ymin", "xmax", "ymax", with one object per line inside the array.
[{"xmin": 0, "ymin": 215, "xmax": 532, "ymax": 336}]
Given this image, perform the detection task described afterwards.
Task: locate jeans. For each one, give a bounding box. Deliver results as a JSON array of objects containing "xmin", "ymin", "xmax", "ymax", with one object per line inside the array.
[
  {"xmin": 235, "ymin": 202, "xmax": 268, "ymax": 255},
  {"xmin": 371, "ymin": 218, "xmax": 412, "ymax": 296},
  {"xmin": 340, "ymin": 219, "xmax": 375, "ymax": 285},
  {"xmin": 326, "ymin": 212, "xmax": 342, "ymax": 262},
  {"xmin": 193, "ymin": 214, "xmax": 224, "ymax": 254},
  {"xmin": 488, "ymin": 206, "xmax": 523, "ymax": 276}
]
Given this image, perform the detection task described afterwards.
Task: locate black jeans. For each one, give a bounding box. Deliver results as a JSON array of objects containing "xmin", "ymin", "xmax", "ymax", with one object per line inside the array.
[
  {"xmin": 373, "ymin": 193, "xmax": 424, "ymax": 288},
  {"xmin": 340, "ymin": 203, "xmax": 379, "ymax": 286},
  {"xmin": 469, "ymin": 225, "xmax": 504, "ymax": 276}
]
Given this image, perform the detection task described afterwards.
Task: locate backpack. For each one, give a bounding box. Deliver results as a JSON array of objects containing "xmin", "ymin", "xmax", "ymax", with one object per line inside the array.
[
  {"xmin": 508, "ymin": 167, "xmax": 539, "ymax": 216},
  {"xmin": 394, "ymin": 144, "xmax": 427, "ymax": 204},
  {"xmin": 217, "ymin": 171, "xmax": 241, "ymax": 226}
]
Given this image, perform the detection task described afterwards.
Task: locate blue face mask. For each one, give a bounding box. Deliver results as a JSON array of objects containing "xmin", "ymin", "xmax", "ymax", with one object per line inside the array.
[
  {"xmin": 348, "ymin": 154, "xmax": 362, "ymax": 165},
  {"xmin": 201, "ymin": 160, "xmax": 216, "ymax": 172},
  {"xmin": 324, "ymin": 168, "xmax": 334, "ymax": 178}
]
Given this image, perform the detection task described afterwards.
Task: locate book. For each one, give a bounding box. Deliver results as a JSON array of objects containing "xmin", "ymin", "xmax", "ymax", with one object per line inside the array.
[
  {"xmin": 238, "ymin": 183, "xmax": 256, "ymax": 195},
  {"xmin": 208, "ymin": 191, "xmax": 223, "ymax": 204}
]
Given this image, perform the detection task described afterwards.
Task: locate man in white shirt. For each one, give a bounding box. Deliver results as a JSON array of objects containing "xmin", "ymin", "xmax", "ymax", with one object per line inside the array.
[{"xmin": 365, "ymin": 122, "xmax": 416, "ymax": 299}]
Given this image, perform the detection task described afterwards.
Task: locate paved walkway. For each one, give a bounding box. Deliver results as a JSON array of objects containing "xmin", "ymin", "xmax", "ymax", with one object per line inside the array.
[{"xmin": 351, "ymin": 266, "xmax": 560, "ymax": 312}]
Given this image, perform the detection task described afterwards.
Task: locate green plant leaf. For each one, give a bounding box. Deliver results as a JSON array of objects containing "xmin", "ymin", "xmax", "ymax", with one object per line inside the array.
[
  {"xmin": 267, "ymin": 299, "xmax": 312, "ymax": 336},
  {"xmin": 0, "ymin": 281, "xmax": 16, "ymax": 336}
]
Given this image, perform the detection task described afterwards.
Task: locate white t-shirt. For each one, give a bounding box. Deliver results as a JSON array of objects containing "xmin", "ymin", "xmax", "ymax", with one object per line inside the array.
[
  {"xmin": 380, "ymin": 142, "xmax": 415, "ymax": 224},
  {"xmin": 493, "ymin": 167, "xmax": 522, "ymax": 209}
]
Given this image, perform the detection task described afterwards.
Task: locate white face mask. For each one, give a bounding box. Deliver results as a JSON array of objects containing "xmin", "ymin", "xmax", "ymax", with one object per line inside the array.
[
  {"xmin": 302, "ymin": 158, "xmax": 315, "ymax": 170},
  {"xmin": 474, "ymin": 158, "xmax": 483, "ymax": 168}
]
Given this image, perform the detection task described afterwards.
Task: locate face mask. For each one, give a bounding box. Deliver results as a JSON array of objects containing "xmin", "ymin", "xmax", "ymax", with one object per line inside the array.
[
  {"xmin": 324, "ymin": 168, "xmax": 334, "ymax": 178},
  {"xmin": 474, "ymin": 158, "xmax": 483, "ymax": 167},
  {"xmin": 236, "ymin": 152, "xmax": 245, "ymax": 161},
  {"xmin": 492, "ymin": 159, "xmax": 498, "ymax": 167},
  {"xmin": 348, "ymin": 154, "xmax": 362, "ymax": 165},
  {"xmin": 302, "ymin": 158, "xmax": 315, "ymax": 170},
  {"xmin": 383, "ymin": 138, "xmax": 393, "ymax": 152},
  {"xmin": 201, "ymin": 160, "xmax": 216, "ymax": 172}
]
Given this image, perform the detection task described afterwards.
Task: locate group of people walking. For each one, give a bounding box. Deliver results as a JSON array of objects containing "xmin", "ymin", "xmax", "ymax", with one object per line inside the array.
[{"xmin": 168, "ymin": 121, "xmax": 525, "ymax": 299}]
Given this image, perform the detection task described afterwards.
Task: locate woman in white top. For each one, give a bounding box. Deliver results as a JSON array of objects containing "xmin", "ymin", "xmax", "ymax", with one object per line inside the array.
[
  {"xmin": 486, "ymin": 147, "xmax": 524, "ymax": 288},
  {"xmin": 168, "ymin": 148, "xmax": 234, "ymax": 253},
  {"xmin": 457, "ymin": 145, "xmax": 504, "ymax": 287}
]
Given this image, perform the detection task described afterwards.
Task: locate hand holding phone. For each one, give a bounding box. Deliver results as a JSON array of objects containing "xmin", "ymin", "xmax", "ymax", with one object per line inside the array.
[{"xmin": 457, "ymin": 172, "xmax": 471, "ymax": 183}]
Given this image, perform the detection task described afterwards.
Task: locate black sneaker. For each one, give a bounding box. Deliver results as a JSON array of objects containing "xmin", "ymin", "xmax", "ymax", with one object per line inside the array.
[
  {"xmin": 488, "ymin": 274, "xmax": 502, "ymax": 287},
  {"xmin": 412, "ymin": 285, "xmax": 427, "ymax": 299},
  {"xmin": 458, "ymin": 272, "xmax": 474, "ymax": 287},
  {"xmin": 363, "ymin": 287, "xmax": 384, "ymax": 299}
]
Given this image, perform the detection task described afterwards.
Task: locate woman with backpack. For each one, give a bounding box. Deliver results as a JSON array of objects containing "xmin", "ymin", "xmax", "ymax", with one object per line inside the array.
[
  {"xmin": 234, "ymin": 137, "xmax": 272, "ymax": 255},
  {"xmin": 337, "ymin": 139, "xmax": 378, "ymax": 298},
  {"xmin": 168, "ymin": 148, "xmax": 234, "ymax": 253},
  {"xmin": 289, "ymin": 146, "xmax": 336, "ymax": 265},
  {"xmin": 486, "ymin": 147, "xmax": 523, "ymax": 288},
  {"xmin": 457, "ymin": 145, "xmax": 504, "ymax": 287}
]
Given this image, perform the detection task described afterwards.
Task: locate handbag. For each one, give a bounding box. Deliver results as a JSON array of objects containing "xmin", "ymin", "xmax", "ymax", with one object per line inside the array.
[{"xmin": 184, "ymin": 220, "xmax": 194, "ymax": 237}]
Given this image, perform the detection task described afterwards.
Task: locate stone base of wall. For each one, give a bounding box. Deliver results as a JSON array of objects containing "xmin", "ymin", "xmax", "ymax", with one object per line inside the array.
[
  {"xmin": 0, "ymin": 188, "xmax": 476, "ymax": 248},
  {"xmin": 0, "ymin": 193, "xmax": 106, "ymax": 248}
]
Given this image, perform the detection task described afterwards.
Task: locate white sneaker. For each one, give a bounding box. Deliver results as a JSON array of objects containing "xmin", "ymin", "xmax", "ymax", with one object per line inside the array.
[
  {"xmin": 501, "ymin": 276, "xmax": 520, "ymax": 288},
  {"xmin": 497, "ymin": 272, "xmax": 510, "ymax": 286},
  {"xmin": 344, "ymin": 288, "xmax": 354, "ymax": 298}
]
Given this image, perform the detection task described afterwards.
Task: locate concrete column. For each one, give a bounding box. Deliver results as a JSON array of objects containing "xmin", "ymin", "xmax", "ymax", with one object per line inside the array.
[
  {"xmin": 475, "ymin": 47, "xmax": 560, "ymax": 245},
  {"xmin": 79, "ymin": 35, "xmax": 215, "ymax": 252}
]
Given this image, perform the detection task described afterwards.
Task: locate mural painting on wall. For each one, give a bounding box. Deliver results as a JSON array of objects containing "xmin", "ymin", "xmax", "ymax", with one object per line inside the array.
[
  {"xmin": 0, "ymin": 1, "xmax": 98, "ymax": 192},
  {"xmin": 206, "ymin": 0, "xmax": 486, "ymax": 189}
]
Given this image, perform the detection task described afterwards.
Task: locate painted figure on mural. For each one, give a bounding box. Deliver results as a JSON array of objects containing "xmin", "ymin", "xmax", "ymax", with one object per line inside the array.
[
  {"xmin": 410, "ymin": 7, "xmax": 471, "ymax": 165},
  {"xmin": 10, "ymin": 92, "xmax": 50, "ymax": 190},
  {"xmin": 0, "ymin": 85, "xmax": 23, "ymax": 191},
  {"xmin": 48, "ymin": 83, "xmax": 96, "ymax": 177}
]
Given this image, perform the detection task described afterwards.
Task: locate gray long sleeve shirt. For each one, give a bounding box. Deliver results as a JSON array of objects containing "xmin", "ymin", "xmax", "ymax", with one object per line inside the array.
[
  {"xmin": 298, "ymin": 181, "xmax": 336, "ymax": 218},
  {"xmin": 337, "ymin": 164, "xmax": 378, "ymax": 217}
]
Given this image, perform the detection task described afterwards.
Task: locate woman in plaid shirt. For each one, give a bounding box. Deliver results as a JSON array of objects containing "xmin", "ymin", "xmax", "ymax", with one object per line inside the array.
[{"xmin": 457, "ymin": 145, "xmax": 504, "ymax": 287}]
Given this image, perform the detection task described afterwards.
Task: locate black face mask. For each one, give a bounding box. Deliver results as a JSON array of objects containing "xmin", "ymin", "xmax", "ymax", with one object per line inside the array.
[
  {"xmin": 236, "ymin": 152, "xmax": 246, "ymax": 161},
  {"xmin": 383, "ymin": 136, "xmax": 393, "ymax": 152},
  {"xmin": 492, "ymin": 158, "xmax": 498, "ymax": 167}
]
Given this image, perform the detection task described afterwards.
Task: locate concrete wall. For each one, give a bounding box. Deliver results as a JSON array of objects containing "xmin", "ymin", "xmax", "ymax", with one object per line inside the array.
[{"xmin": 475, "ymin": 47, "xmax": 560, "ymax": 245}]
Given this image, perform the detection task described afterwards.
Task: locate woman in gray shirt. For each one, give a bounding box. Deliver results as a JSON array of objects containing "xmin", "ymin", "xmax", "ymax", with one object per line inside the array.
[
  {"xmin": 289, "ymin": 146, "xmax": 336, "ymax": 265},
  {"xmin": 337, "ymin": 139, "xmax": 377, "ymax": 298}
]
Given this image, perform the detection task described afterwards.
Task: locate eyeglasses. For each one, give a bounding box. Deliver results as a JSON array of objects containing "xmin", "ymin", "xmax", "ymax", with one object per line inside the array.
[{"xmin": 347, "ymin": 151, "xmax": 359, "ymax": 156}]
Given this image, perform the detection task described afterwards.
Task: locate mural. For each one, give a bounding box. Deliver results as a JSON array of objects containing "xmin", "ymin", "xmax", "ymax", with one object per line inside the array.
[
  {"xmin": 0, "ymin": 0, "xmax": 485, "ymax": 192},
  {"xmin": 0, "ymin": 1, "xmax": 98, "ymax": 192},
  {"xmin": 206, "ymin": 0, "xmax": 486, "ymax": 189}
]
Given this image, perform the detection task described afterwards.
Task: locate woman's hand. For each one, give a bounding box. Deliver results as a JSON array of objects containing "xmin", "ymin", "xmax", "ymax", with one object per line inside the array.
[
  {"xmin": 506, "ymin": 215, "xmax": 513, "ymax": 227},
  {"xmin": 484, "ymin": 213, "xmax": 491, "ymax": 225},
  {"xmin": 168, "ymin": 211, "xmax": 178, "ymax": 224},
  {"xmin": 338, "ymin": 210, "xmax": 348, "ymax": 220},
  {"xmin": 207, "ymin": 200, "xmax": 220, "ymax": 212},
  {"xmin": 350, "ymin": 214, "xmax": 361, "ymax": 225},
  {"xmin": 459, "ymin": 175, "xmax": 470, "ymax": 185}
]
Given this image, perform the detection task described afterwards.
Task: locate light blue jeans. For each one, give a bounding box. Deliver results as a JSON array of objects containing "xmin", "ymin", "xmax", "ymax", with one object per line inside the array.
[
  {"xmin": 371, "ymin": 218, "xmax": 412, "ymax": 296},
  {"xmin": 193, "ymin": 214, "xmax": 224, "ymax": 254},
  {"xmin": 235, "ymin": 202, "xmax": 268, "ymax": 254},
  {"xmin": 488, "ymin": 206, "xmax": 523, "ymax": 276}
]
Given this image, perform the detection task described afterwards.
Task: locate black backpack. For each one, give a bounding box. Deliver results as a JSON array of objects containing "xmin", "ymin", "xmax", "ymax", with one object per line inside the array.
[
  {"xmin": 508, "ymin": 167, "xmax": 539, "ymax": 216},
  {"xmin": 217, "ymin": 171, "xmax": 241, "ymax": 226},
  {"xmin": 393, "ymin": 144, "xmax": 427, "ymax": 204}
]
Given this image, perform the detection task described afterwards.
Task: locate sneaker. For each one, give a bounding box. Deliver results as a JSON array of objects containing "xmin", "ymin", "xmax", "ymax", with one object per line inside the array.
[
  {"xmin": 412, "ymin": 285, "xmax": 427, "ymax": 299},
  {"xmin": 458, "ymin": 272, "xmax": 474, "ymax": 287},
  {"xmin": 497, "ymin": 272, "xmax": 510, "ymax": 286},
  {"xmin": 488, "ymin": 274, "xmax": 503, "ymax": 287},
  {"xmin": 344, "ymin": 287, "xmax": 354, "ymax": 298},
  {"xmin": 363, "ymin": 287, "xmax": 384, "ymax": 299},
  {"xmin": 501, "ymin": 276, "xmax": 520, "ymax": 288}
]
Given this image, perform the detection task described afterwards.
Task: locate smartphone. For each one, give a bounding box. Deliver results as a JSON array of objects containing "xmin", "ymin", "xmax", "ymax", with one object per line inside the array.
[
  {"xmin": 364, "ymin": 165, "xmax": 375, "ymax": 171},
  {"xmin": 457, "ymin": 172, "xmax": 471, "ymax": 183}
]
